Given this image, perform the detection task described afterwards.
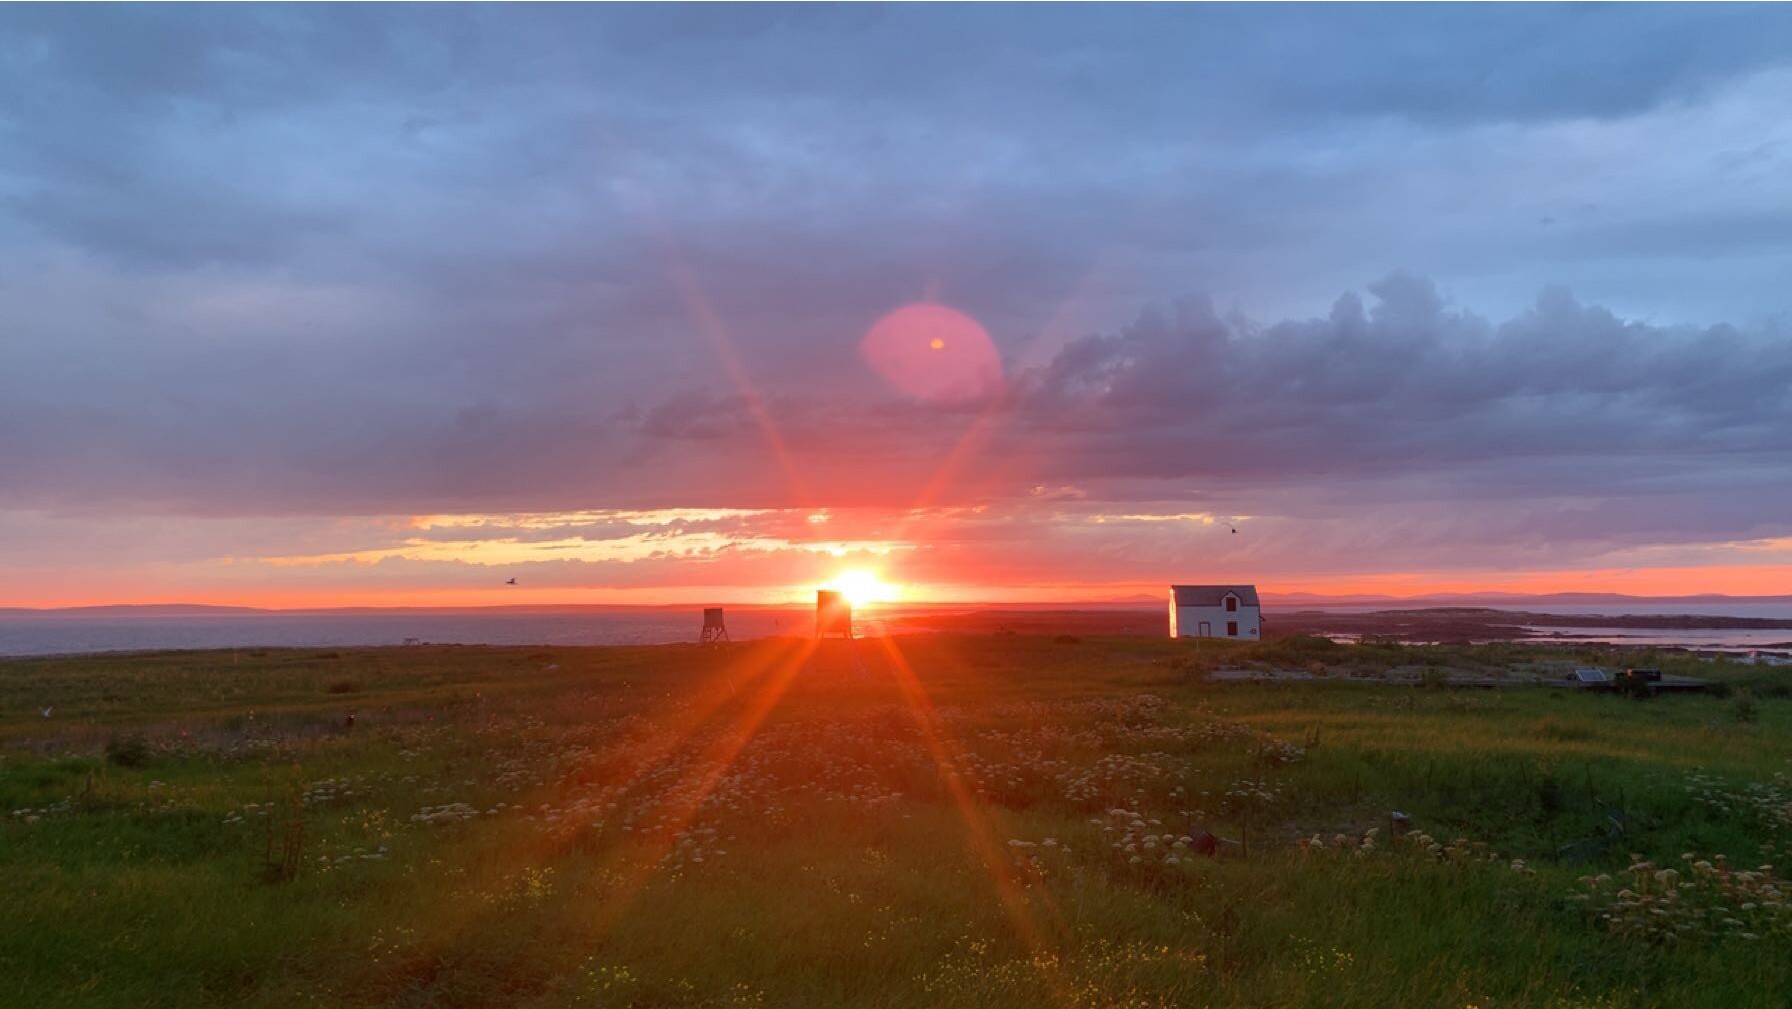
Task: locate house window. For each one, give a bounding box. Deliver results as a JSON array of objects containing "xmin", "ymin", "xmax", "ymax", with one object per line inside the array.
[
  {"xmin": 1226, "ymin": 596, "xmax": 1237, "ymax": 612},
  {"xmin": 1227, "ymin": 621, "xmax": 1238, "ymax": 637}
]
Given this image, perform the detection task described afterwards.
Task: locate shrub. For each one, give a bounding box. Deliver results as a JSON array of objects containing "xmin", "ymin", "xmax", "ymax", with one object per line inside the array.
[
  {"xmin": 1732, "ymin": 687, "xmax": 1759, "ymax": 724},
  {"xmin": 1535, "ymin": 771, "xmax": 1565, "ymax": 820},
  {"xmin": 1174, "ymin": 654, "xmax": 1214, "ymax": 681},
  {"xmin": 104, "ymin": 734, "xmax": 152, "ymax": 768},
  {"xmin": 1532, "ymin": 716, "xmax": 1592, "ymax": 742}
]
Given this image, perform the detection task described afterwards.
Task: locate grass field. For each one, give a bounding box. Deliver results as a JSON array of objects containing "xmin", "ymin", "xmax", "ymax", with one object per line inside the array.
[{"xmin": 2, "ymin": 634, "xmax": 1789, "ymax": 1008}]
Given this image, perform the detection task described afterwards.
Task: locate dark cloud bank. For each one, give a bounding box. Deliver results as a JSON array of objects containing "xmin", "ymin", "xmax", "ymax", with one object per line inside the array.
[
  {"xmin": 1, "ymin": 4, "xmax": 1789, "ymax": 557},
  {"xmin": 4, "ymin": 267, "xmax": 1787, "ymax": 538},
  {"xmin": 1018, "ymin": 277, "xmax": 1791, "ymax": 492}
]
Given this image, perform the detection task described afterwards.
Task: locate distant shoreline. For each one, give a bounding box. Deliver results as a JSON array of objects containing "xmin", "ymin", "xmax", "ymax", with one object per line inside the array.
[
  {"xmin": 6, "ymin": 592, "xmax": 1792, "ymax": 619},
  {"xmin": 5, "ymin": 604, "xmax": 1792, "ymax": 659},
  {"xmin": 884, "ymin": 607, "xmax": 1792, "ymax": 644}
]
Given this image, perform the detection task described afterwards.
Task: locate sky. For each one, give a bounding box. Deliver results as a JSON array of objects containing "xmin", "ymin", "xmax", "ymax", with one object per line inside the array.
[{"xmin": 2, "ymin": 3, "xmax": 1791, "ymax": 608}]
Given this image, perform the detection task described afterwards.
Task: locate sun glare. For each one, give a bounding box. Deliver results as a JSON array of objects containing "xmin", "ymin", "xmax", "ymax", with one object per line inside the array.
[{"xmin": 823, "ymin": 569, "xmax": 900, "ymax": 607}]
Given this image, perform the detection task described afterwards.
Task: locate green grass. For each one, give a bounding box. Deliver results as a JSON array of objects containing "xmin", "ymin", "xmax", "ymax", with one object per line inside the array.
[{"xmin": 1, "ymin": 635, "xmax": 1788, "ymax": 1007}]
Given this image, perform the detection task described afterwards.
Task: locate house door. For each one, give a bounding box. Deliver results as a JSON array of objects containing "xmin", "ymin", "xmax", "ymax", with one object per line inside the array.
[{"xmin": 1198, "ymin": 621, "xmax": 1211, "ymax": 637}]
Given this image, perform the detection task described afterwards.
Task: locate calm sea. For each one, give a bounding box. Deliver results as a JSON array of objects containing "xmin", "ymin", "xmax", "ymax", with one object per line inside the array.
[
  {"xmin": 1471, "ymin": 602, "xmax": 1792, "ymax": 620},
  {"xmin": 1517, "ymin": 626, "xmax": 1792, "ymax": 650},
  {"xmin": 1305, "ymin": 602, "xmax": 1792, "ymax": 653},
  {"xmin": 0, "ymin": 608, "xmax": 850, "ymax": 657},
  {"xmin": 1306, "ymin": 602, "xmax": 1792, "ymax": 620}
]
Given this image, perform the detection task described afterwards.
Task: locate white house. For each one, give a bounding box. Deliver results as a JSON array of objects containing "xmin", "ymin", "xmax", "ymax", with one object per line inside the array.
[{"xmin": 1168, "ymin": 585, "xmax": 1261, "ymax": 640}]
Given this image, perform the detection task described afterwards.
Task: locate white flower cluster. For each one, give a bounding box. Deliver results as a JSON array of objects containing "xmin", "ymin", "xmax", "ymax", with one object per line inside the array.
[
  {"xmin": 300, "ymin": 777, "xmax": 361, "ymax": 806},
  {"xmin": 1095, "ymin": 808, "xmax": 1201, "ymax": 868},
  {"xmin": 411, "ymin": 802, "xmax": 479, "ymax": 825},
  {"xmin": 1577, "ymin": 852, "xmax": 1788, "ymax": 942},
  {"xmin": 222, "ymin": 801, "xmax": 274, "ymax": 825},
  {"xmin": 9, "ymin": 798, "xmax": 73, "ymax": 825}
]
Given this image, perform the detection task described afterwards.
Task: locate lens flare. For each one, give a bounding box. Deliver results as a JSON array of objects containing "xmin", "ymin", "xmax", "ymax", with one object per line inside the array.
[{"xmin": 860, "ymin": 303, "xmax": 1003, "ymax": 402}]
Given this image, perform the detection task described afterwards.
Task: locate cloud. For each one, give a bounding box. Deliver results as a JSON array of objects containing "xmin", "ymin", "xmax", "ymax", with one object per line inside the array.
[
  {"xmin": 2, "ymin": 6, "xmax": 1792, "ymax": 599},
  {"xmin": 1011, "ymin": 277, "xmax": 1792, "ymax": 496}
]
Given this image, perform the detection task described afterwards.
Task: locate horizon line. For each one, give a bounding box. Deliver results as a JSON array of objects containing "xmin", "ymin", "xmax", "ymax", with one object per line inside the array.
[{"xmin": 7, "ymin": 589, "xmax": 1792, "ymax": 617}]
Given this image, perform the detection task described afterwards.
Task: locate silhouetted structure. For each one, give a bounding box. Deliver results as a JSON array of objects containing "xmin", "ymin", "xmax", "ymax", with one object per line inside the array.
[
  {"xmin": 816, "ymin": 590, "xmax": 853, "ymax": 639},
  {"xmin": 701, "ymin": 607, "xmax": 729, "ymax": 645}
]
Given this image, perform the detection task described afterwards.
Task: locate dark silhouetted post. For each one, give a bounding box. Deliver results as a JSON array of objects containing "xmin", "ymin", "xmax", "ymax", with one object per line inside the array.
[
  {"xmin": 816, "ymin": 590, "xmax": 853, "ymax": 639},
  {"xmin": 701, "ymin": 607, "xmax": 729, "ymax": 645}
]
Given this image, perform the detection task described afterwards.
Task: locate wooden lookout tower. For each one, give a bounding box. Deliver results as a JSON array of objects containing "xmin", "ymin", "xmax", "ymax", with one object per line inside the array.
[
  {"xmin": 815, "ymin": 590, "xmax": 853, "ymax": 639},
  {"xmin": 700, "ymin": 607, "xmax": 729, "ymax": 645}
]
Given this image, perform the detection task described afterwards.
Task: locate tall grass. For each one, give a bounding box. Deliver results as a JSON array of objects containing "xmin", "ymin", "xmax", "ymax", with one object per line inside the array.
[{"xmin": 0, "ymin": 637, "xmax": 1787, "ymax": 1007}]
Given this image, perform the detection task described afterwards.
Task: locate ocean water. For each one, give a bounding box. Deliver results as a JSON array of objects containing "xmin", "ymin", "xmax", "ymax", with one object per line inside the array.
[
  {"xmin": 1307, "ymin": 602, "xmax": 1792, "ymax": 620},
  {"xmin": 3, "ymin": 603, "xmax": 1789, "ymax": 658},
  {"xmin": 1303, "ymin": 602, "xmax": 1792, "ymax": 653},
  {"xmin": 0, "ymin": 608, "xmax": 879, "ymax": 657},
  {"xmin": 1518, "ymin": 626, "xmax": 1792, "ymax": 651},
  {"xmin": 1504, "ymin": 602, "xmax": 1792, "ymax": 620}
]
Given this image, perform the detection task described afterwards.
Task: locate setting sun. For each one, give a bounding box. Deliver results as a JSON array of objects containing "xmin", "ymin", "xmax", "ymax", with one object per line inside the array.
[{"xmin": 822, "ymin": 568, "xmax": 901, "ymax": 607}]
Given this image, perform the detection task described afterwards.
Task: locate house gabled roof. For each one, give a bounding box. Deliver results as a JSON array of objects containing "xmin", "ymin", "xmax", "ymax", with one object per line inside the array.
[{"xmin": 1169, "ymin": 584, "xmax": 1260, "ymax": 607}]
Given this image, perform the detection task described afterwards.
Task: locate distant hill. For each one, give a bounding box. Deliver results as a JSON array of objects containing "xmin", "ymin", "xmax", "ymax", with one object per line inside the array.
[
  {"xmin": 1096, "ymin": 590, "xmax": 1792, "ymax": 609},
  {"xmin": 1263, "ymin": 591, "xmax": 1792, "ymax": 608}
]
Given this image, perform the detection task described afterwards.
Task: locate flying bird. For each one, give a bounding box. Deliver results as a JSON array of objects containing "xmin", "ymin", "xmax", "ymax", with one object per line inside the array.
[
  {"xmin": 505, "ymin": 578, "xmax": 517, "ymax": 585},
  {"xmin": 39, "ymin": 706, "xmax": 52, "ymax": 718},
  {"xmin": 1230, "ymin": 526, "xmax": 1237, "ymax": 534}
]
